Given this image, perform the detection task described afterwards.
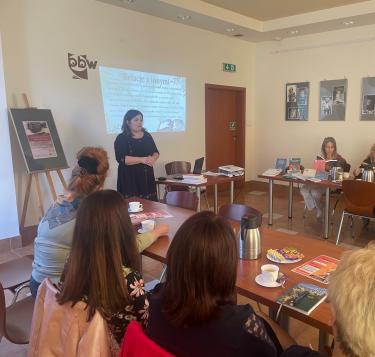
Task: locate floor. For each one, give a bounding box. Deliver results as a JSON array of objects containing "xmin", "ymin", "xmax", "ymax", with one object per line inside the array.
[{"xmin": 1, "ymin": 181, "xmax": 373, "ymax": 355}]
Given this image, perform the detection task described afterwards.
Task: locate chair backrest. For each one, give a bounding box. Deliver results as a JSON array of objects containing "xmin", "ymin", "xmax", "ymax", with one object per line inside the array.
[
  {"xmin": 0, "ymin": 282, "xmax": 5, "ymax": 342},
  {"xmin": 218, "ymin": 204, "xmax": 262, "ymax": 223},
  {"xmin": 342, "ymin": 180, "xmax": 375, "ymax": 217},
  {"xmin": 28, "ymin": 279, "xmax": 111, "ymax": 357},
  {"xmin": 120, "ymin": 321, "xmax": 174, "ymax": 357},
  {"xmin": 165, "ymin": 191, "xmax": 199, "ymax": 211},
  {"xmin": 165, "ymin": 161, "xmax": 191, "ymax": 175}
]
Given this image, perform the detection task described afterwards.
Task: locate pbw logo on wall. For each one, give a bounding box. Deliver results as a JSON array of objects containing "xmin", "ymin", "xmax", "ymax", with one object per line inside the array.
[{"xmin": 68, "ymin": 53, "xmax": 97, "ymax": 80}]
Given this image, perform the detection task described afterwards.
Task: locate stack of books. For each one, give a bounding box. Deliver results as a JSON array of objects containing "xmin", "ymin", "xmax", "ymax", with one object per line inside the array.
[{"xmin": 182, "ymin": 174, "xmax": 207, "ymax": 184}]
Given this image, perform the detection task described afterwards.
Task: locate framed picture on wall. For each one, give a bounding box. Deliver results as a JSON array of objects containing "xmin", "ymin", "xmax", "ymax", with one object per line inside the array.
[
  {"xmin": 9, "ymin": 108, "xmax": 68, "ymax": 173},
  {"xmin": 360, "ymin": 77, "xmax": 375, "ymax": 120},
  {"xmin": 319, "ymin": 79, "xmax": 347, "ymax": 121},
  {"xmin": 285, "ymin": 82, "xmax": 309, "ymax": 121}
]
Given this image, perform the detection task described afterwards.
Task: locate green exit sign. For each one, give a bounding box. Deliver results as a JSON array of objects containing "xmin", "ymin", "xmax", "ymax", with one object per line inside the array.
[{"xmin": 223, "ymin": 63, "xmax": 236, "ymax": 72}]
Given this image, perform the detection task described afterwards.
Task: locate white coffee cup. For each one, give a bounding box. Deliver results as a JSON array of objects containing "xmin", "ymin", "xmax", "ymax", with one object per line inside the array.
[
  {"xmin": 141, "ymin": 219, "xmax": 155, "ymax": 232},
  {"xmin": 129, "ymin": 201, "xmax": 143, "ymax": 211},
  {"xmin": 261, "ymin": 264, "xmax": 279, "ymax": 283},
  {"xmin": 343, "ymin": 172, "xmax": 350, "ymax": 180}
]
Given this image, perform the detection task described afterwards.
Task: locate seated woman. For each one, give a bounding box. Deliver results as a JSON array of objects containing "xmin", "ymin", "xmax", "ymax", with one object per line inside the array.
[
  {"xmin": 146, "ymin": 211, "xmax": 283, "ymax": 357},
  {"xmin": 354, "ymin": 142, "xmax": 375, "ymax": 178},
  {"xmin": 300, "ymin": 137, "xmax": 349, "ymax": 218},
  {"xmin": 30, "ymin": 146, "xmax": 168, "ymax": 297},
  {"xmin": 57, "ymin": 190, "xmax": 149, "ymax": 351}
]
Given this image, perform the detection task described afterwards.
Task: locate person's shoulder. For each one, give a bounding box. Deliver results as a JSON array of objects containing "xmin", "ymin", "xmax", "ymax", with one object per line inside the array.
[{"xmin": 115, "ymin": 132, "xmax": 127, "ymax": 141}]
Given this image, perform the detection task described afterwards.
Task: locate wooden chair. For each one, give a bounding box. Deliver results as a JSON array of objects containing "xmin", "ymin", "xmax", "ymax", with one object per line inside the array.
[
  {"xmin": 0, "ymin": 255, "xmax": 33, "ymax": 305},
  {"xmin": 120, "ymin": 321, "xmax": 174, "ymax": 357},
  {"xmin": 164, "ymin": 161, "xmax": 210, "ymax": 208},
  {"xmin": 0, "ymin": 281, "xmax": 34, "ymax": 344},
  {"xmin": 336, "ymin": 180, "xmax": 375, "ymax": 245},
  {"xmin": 330, "ymin": 163, "xmax": 352, "ymax": 222},
  {"xmin": 165, "ymin": 191, "xmax": 199, "ymax": 211},
  {"xmin": 219, "ymin": 204, "xmax": 262, "ymax": 224},
  {"xmin": 164, "ymin": 161, "xmax": 191, "ymax": 193}
]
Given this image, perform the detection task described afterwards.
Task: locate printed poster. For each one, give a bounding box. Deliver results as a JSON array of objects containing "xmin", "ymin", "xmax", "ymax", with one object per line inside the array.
[{"xmin": 23, "ymin": 121, "xmax": 57, "ymax": 159}]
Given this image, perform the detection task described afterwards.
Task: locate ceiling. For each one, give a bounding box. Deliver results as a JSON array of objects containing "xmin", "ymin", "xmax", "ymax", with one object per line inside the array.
[
  {"xmin": 201, "ymin": 0, "xmax": 369, "ymax": 21},
  {"xmin": 98, "ymin": 0, "xmax": 375, "ymax": 42}
]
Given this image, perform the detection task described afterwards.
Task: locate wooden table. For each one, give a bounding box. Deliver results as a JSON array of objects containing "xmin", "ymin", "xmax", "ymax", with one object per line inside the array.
[
  {"xmin": 156, "ymin": 174, "xmax": 244, "ymax": 213},
  {"xmin": 258, "ymin": 174, "xmax": 342, "ymax": 239},
  {"xmin": 138, "ymin": 198, "xmax": 349, "ymax": 344}
]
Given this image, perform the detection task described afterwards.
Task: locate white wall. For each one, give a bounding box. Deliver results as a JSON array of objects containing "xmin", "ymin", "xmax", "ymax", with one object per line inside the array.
[
  {"xmin": 0, "ymin": 34, "xmax": 19, "ymax": 239},
  {"xmin": 0, "ymin": 0, "xmax": 255, "ymax": 225},
  {"xmin": 254, "ymin": 25, "xmax": 375, "ymax": 176}
]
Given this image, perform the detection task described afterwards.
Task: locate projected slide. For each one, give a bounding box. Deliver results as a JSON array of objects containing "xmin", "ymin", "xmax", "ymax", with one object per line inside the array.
[{"xmin": 99, "ymin": 66, "xmax": 186, "ymax": 134}]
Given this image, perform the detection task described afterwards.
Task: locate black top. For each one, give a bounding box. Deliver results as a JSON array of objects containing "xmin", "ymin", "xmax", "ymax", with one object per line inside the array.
[
  {"xmin": 146, "ymin": 285, "xmax": 281, "ymax": 357},
  {"xmin": 281, "ymin": 346, "xmax": 326, "ymax": 357},
  {"xmin": 114, "ymin": 131, "xmax": 159, "ymax": 200}
]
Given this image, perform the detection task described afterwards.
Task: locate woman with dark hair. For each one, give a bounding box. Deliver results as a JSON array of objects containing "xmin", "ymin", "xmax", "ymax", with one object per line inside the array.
[
  {"xmin": 300, "ymin": 137, "xmax": 349, "ymax": 218},
  {"xmin": 30, "ymin": 146, "xmax": 168, "ymax": 298},
  {"xmin": 146, "ymin": 211, "xmax": 283, "ymax": 357},
  {"xmin": 57, "ymin": 190, "xmax": 149, "ymax": 350},
  {"xmin": 114, "ymin": 109, "xmax": 159, "ymax": 200}
]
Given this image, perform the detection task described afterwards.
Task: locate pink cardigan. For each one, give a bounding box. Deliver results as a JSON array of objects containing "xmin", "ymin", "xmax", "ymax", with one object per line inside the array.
[{"xmin": 28, "ymin": 279, "xmax": 116, "ymax": 356}]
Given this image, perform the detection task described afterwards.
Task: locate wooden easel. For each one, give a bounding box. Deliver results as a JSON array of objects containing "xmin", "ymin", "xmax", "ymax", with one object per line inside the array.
[{"xmin": 19, "ymin": 94, "xmax": 68, "ymax": 233}]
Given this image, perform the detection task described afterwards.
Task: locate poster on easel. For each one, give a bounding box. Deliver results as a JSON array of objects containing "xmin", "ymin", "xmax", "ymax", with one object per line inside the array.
[{"xmin": 9, "ymin": 108, "xmax": 68, "ymax": 173}]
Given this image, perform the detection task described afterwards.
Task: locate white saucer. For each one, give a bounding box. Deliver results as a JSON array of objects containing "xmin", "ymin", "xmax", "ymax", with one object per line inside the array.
[
  {"xmin": 255, "ymin": 274, "xmax": 282, "ymax": 288},
  {"xmin": 138, "ymin": 228, "xmax": 153, "ymax": 234},
  {"xmin": 128, "ymin": 207, "xmax": 143, "ymax": 213}
]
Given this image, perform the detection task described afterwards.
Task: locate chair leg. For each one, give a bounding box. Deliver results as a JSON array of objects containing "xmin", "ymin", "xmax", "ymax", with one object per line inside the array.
[
  {"xmin": 331, "ymin": 198, "xmax": 340, "ymax": 224},
  {"xmin": 336, "ymin": 212, "xmax": 345, "ymax": 245},
  {"xmin": 204, "ymin": 192, "xmax": 210, "ymax": 210},
  {"xmin": 159, "ymin": 264, "xmax": 167, "ymax": 282},
  {"xmin": 10, "ymin": 282, "xmax": 30, "ymax": 306}
]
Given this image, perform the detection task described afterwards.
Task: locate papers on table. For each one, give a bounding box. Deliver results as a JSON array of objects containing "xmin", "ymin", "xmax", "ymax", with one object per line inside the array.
[
  {"xmin": 262, "ymin": 168, "xmax": 282, "ymax": 177},
  {"xmin": 130, "ymin": 210, "xmax": 173, "ymax": 224},
  {"xmin": 203, "ymin": 171, "xmax": 220, "ymax": 177}
]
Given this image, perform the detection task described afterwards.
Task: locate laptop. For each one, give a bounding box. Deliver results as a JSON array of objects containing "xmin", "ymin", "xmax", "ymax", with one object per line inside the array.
[{"xmin": 192, "ymin": 157, "xmax": 204, "ymax": 174}]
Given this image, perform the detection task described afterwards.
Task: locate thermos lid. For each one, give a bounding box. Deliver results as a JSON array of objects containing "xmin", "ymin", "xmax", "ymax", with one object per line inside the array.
[{"xmin": 241, "ymin": 213, "xmax": 261, "ymax": 229}]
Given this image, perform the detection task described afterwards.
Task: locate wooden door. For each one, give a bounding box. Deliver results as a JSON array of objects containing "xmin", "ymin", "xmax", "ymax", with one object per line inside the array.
[{"xmin": 205, "ymin": 84, "xmax": 245, "ymax": 190}]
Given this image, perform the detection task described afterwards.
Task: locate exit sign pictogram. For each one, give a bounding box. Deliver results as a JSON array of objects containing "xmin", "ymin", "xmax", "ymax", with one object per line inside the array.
[{"xmin": 223, "ymin": 63, "xmax": 236, "ymax": 72}]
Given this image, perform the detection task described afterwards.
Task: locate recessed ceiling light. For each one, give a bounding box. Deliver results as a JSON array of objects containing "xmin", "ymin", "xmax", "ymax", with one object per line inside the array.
[
  {"xmin": 274, "ymin": 36, "xmax": 282, "ymax": 41},
  {"xmin": 177, "ymin": 15, "xmax": 191, "ymax": 21},
  {"xmin": 226, "ymin": 28, "xmax": 235, "ymax": 32},
  {"xmin": 288, "ymin": 30, "xmax": 299, "ymax": 35},
  {"xmin": 343, "ymin": 20, "xmax": 354, "ymax": 26},
  {"xmin": 233, "ymin": 34, "xmax": 244, "ymax": 38}
]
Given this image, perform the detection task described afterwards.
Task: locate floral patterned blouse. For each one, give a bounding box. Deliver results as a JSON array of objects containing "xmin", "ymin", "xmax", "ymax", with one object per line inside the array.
[{"xmin": 106, "ymin": 267, "xmax": 149, "ymax": 344}]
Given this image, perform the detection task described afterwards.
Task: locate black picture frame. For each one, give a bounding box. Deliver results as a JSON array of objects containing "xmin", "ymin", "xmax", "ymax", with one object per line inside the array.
[{"xmin": 285, "ymin": 82, "xmax": 309, "ymax": 121}]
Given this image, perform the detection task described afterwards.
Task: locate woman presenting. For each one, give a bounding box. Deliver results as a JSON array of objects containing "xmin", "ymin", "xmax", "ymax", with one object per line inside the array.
[{"xmin": 115, "ymin": 110, "xmax": 159, "ymax": 201}]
